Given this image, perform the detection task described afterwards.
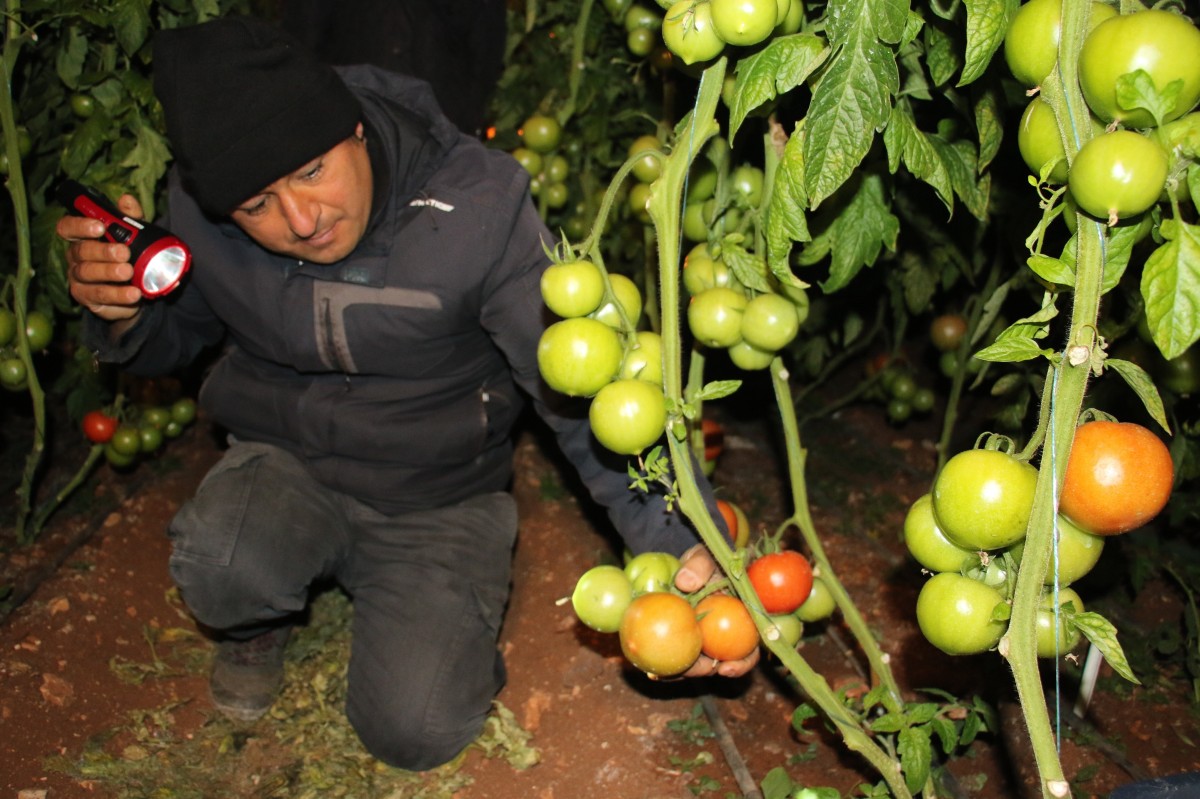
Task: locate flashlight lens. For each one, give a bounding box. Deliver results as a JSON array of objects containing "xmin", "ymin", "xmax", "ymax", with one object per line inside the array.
[{"xmin": 141, "ymin": 247, "xmax": 189, "ymax": 294}]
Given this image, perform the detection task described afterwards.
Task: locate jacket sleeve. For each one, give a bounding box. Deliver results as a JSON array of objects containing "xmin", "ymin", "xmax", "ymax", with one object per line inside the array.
[{"xmin": 479, "ymin": 174, "xmax": 728, "ymax": 557}]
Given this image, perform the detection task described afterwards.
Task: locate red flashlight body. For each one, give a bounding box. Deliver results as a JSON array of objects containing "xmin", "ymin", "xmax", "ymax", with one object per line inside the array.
[{"xmin": 58, "ymin": 181, "xmax": 192, "ymax": 298}]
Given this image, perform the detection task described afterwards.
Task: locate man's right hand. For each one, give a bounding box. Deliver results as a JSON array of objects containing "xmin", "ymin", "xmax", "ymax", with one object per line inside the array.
[{"xmin": 58, "ymin": 193, "xmax": 146, "ymax": 323}]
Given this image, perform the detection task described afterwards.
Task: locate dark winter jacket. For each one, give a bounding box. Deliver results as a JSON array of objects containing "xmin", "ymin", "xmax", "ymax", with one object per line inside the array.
[{"xmin": 85, "ymin": 66, "xmax": 702, "ymax": 556}]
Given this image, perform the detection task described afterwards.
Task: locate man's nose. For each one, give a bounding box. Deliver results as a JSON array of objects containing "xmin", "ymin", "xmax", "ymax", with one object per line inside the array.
[{"xmin": 278, "ymin": 191, "xmax": 318, "ymax": 239}]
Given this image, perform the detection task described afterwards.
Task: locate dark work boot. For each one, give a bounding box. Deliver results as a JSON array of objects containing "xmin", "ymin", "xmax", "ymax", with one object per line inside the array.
[{"xmin": 208, "ymin": 625, "xmax": 292, "ymax": 722}]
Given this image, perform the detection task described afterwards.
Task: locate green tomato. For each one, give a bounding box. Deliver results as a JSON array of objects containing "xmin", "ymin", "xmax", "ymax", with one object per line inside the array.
[
  {"xmin": 104, "ymin": 441, "xmax": 137, "ymax": 468},
  {"xmin": 590, "ymin": 273, "xmax": 643, "ymax": 330},
  {"xmin": 683, "ymin": 246, "xmax": 739, "ymax": 295},
  {"xmin": 541, "ymin": 260, "xmax": 606, "ymax": 319},
  {"xmin": 624, "ymin": 551, "xmax": 681, "ymax": 594},
  {"xmin": 24, "ymin": 310, "xmax": 53, "ymax": 351},
  {"xmin": 727, "ymin": 340, "xmax": 775, "ymax": 371},
  {"xmin": 710, "ymin": 0, "xmax": 779, "ymax": 47},
  {"xmin": 511, "ymin": 147, "xmax": 543, "ymax": 177},
  {"xmin": 572, "ymin": 564, "xmax": 634, "ymax": 633},
  {"xmin": 688, "ymin": 287, "xmax": 748, "ymax": 348},
  {"xmin": 1079, "ymin": 9, "xmax": 1200, "ymax": 128},
  {"xmin": 1004, "ymin": 0, "xmax": 1117, "ymax": 88},
  {"xmin": 589, "ymin": 378, "xmax": 667, "ymax": 455},
  {"xmin": 604, "ymin": 0, "xmax": 634, "ymax": 21},
  {"xmin": 619, "ymin": 330, "xmax": 664, "ymax": 385},
  {"xmin": 627, "ymin": 181, "xmax": 653, "ymax": 223},
  {"xmin": 626, "ymin": 26, "xmax": 656, "ymax": 57},
  {"xmin": 170, "ymin": 397, "xmax": 198, "ymax": 426},
  {"xmin": 624, "ymin": 3, "xmax": 660, "ymax": 31},
  {"xmin": 1011, "ymin": 515, "xmax": 1105, "ymax": 587},
  {"xmin": 142, "ymin": 406, "xmax": 173, "ymax": 430},
  {"xmin": 69, "ymin": 93, "xmax": 96, "ymax": 119},
  {"xmin": 916, "ymin": 572, "xmax": 1007, "ymax": 656},
  {"xmin": 537, "ymin": 318, "xmax": 623, "ymax": 397},
  {"xmin": 0, "ymin": 308, "xmax": 16, "ymax": 347},
  {"xmin": 730, "ymin": 164, "xmax": 765, "ymax": 208},
  {"xmin": 662, "ymin": 0, "xmax": 726, "ymax": 65},
  {"xmin": 741, "ymin": 292, "xmax": 800, "ymax": 351},
  {"xmin": 1018, "ymin": 99, "xmax": 1102, "ymax": 184},
  {"xmin": 767, "ymin": 613, "xmax": 804, "ymax": 647},
  {"xmin": 1035, "ymin": 587, "xmax": 1084, "ymax": 658},
  {"xmin": 1069, "ymin": 130, "xmax": 1169, "ymax": 223},
  {"xmin": 686, "ymin": 162, "xmax": 719, "ymax": 202},
  {"xmin": 628, "ymin": 135, "xmax": 663, "ymax": 184},
  {"xmin": 903, "ymin": 493, "xmax": 979, "ymax": 573},
  {"xmin": 139, "ymin": 424, "xmax": 164, "ymax": 453},
  {"xmin": 109, "ymin": 425, "xmax": 143, "ymax": 457},
  {"xmin": 682, "ymin": 202, "xmax": 709, "ymax": 243},
  {"xmin": 932, "ymin": 449, "xmax": 1038, "ymax": 551},
  {"xmin": 162, "ymin": 420, "xmax": 185, "ymax": 439},
  {"xmin": 0, "ymin": 357, "xmax": 27, "ymax": 391},
  {"xmin": 794, "ymin": 575, "xmax": 835, "ymax": 622},
  {"xmin": 774, "ymin": 0, "xmax": 804, "ymax": 35},
  {"xmin": 543, "ymin": 154, "xmax": 570, "ymax": 184},
  {"xmin": 521, "ymin": 114, "xmax": 562, "ymax": 154}
]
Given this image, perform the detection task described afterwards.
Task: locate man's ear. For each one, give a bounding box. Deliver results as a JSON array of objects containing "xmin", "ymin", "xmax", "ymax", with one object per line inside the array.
[{"xmin": 354, "ymin": 121, "xmax": 365, "ymax": 142}]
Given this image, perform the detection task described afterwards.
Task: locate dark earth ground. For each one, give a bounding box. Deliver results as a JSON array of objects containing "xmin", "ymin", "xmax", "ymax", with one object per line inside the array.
[{"xmin": 1, "ymin": 378, "xmax": 1198, "ymax": 799}]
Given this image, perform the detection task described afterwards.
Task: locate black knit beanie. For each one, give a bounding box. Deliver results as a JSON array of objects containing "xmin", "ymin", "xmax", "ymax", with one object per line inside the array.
[{"xmin": 152, "ymin": 16, "xmax": 362, "ymax": 215}]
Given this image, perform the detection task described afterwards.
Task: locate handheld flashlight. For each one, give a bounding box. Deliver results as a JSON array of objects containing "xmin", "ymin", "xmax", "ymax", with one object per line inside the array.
[{"xmin": 58, "ymin": 180, "xmax": 192, "ymax": 299}]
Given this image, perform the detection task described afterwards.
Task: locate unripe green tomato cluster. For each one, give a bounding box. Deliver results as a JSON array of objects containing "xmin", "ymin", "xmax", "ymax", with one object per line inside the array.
[
  {"xmin": 537, "ymin": 261, "xmax": 666, "ymax": 456},
  {"xmin": 659, "ymin": 0, "xmax": 805, "ymax": 65},
  {"xmin": 514, "ymin": 113, "xmax": 574, "ymax": 213},
  {"xmin": 1005, "ymin": 2, "xmax": 1200, "ymax": 223},
  {"xmin": 102, "ymin": 398, "xmax": 198, "ymax": 469},
  {"xmin": 0, "ymin": 309, "xmax": 55, "ymax": 393},
  {"xmin": 906, "ymin": 447, "xmax": 1100, "ymax": 658},
  {"xmin": 683, "ymin": 244, "xmax": 808, "ymax": 371},
  {"xmin": 870, "ymin": 364, "xmax": 936, "ymax": 426}
]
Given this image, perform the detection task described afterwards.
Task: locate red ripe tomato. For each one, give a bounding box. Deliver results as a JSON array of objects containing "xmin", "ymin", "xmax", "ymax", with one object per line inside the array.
[
  {"xmin": 1059, "ymin": 420, "xmax": 1174, "ymax": 535},
  {"xmin": 82, "ymin": 410, "xmax": 118, "ymax": 444},
  {"xmin": 619, "ymin": 592, "xmax": 704, "ymax": 676},
  {"xmin": 696, "ymin": 594, "xmax": 760, "ymax": 661},
  {"xmin": 747, "ymin": 550, "xmax": 813, "ymax": 614}
]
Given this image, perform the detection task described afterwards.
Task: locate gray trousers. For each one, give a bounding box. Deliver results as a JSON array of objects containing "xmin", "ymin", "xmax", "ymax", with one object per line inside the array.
[{"xmin": 167, "ymin": 440, "xmax": 517, "ymax": 770}]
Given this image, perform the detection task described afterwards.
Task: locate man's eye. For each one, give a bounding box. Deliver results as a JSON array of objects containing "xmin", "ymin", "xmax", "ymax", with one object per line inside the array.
[
  {"xmin": 244, "ymin": 201, "xmax": 268, "ymax": 216},
  {"xmin": 304, "ymin": 163, "xmax": 323, "ymax": 180}
]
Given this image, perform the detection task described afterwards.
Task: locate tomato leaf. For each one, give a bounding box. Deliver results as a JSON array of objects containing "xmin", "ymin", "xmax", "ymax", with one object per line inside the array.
[
  {"xmin": 959, "ymin": 0, "xmax": 1016, "ymax": 86},
  {"xmin": 796, "ymin": 174, "xmax": 900, "ymax": 293},
  {"xmin": 55, "ymin": 25, "xmax": 88, "ymax": 89},
  {"xmin": 804, "ymin": 0, "xmax": 904, "ymax": 207},
  {"xmin": 975, "ymin": 90, "xmax": 1004, "ymax": 173},
  {"xmin": 1115, "ymin": 69, "xmax": 1183, "ymax": 129},
  {"xmin": 931, "ymin": 134, "xmax": 992, "ymax": 222},
  {"xmin": 923, "ymin": 23, "xmax": 960, "ymax": 88},
  {"xmin": 119, "ymin": 116, "xmax": 171, "ymax": 219},
  {"xmin": 1105, "ymin": 358, "xmax": 1171, "ymax": 434},
  {"xmin": 791, "ymin": 703, "xmax": 819, "ymax": 733},
  {"xmin": 759, "ymin": 767, "xmax": 797, "ymax": 799},
  {"xmin": 697, "ymin": 380, "xmax": 742, "ymax": 402},
  {"xmin": 766, "ymin": 124, "xmax": 812, "ymax": 284},
  {"xmin": 883, "ymin": 100, "xmax": 953, "ymax": 214},
  {"xmin": 112, "ymin": 0, "xmax": 151, "ymax": 56},
  {"xmin": 929, "ymin": 715, "xmax": 958, "ymax": 753},
  {"xmin": 721, "ymin": 239, "xmax": 772, "ymax": 293},
  {"xmin": 1141, "ymin": 219, "xmax": 1200, "ymax": 360},
  {"xmin": 898, "ymin": 724, "xmax": 932, "ymax": 795},
  {"xmin": 1072, "ymin": 611, "xmax": 1141, "ymax": 685},
  {"xmin": 1027, "ymin": 254, "xmax": 1075, "ymax": 288},
  {"xmin": 728, "ymin": 34, "xmax": 829, "ymax": 143}
]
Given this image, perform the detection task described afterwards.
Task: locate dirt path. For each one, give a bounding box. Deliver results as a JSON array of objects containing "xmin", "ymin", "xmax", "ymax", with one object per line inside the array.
[{"xmin": 1, "ymin": 407, "xmax": 1197, "ymax": 798}]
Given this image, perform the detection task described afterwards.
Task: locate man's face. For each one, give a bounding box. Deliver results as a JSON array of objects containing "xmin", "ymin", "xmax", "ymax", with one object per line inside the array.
[{"xmin": 230, "ymin": 122, "xmax": 373, "ymax": 264}]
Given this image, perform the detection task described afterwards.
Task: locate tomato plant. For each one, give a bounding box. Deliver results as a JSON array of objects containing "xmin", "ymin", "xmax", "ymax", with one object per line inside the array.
[
  {"xmin": 916, "ymin": 573, "xmax": 1007, "ymax": 656},
  {"xmin": 747, "ymin": 550, "xmax": 813, "ymax": 614},
  {"xmin": 696, "ymin": 594, "xmax": 760, "ymax": 661},
  {"xmin": 82, "ymin": 410, "xmax": 117, "ymax": 444},
  {"xmin": 619, "ymin": 591, "xmax": 703, "ymax": 677},
  {"xmin": 572, "ymin": 564, "xmax": 634, "ymax": 633},
  {"xmin": 932, "ymin": 449, "xmax": 1038, "ymax": 551},
  {"xmin": 1059, "ymin": 420, "xmax": 1174, "ymax": 536}
]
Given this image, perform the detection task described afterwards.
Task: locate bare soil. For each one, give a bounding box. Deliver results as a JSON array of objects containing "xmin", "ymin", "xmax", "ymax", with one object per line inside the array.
[{"xmin": 1, "ymin": 392, "xmax": 1198, "ymax": 799}]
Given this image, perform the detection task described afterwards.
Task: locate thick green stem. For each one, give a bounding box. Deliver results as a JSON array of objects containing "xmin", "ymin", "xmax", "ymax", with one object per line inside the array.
[
  {"xmin": 2, "ymin": 1, "xmax": 47, "ymax": 545},
  {"xmin": 1001, "ymin": 3, "xmax": 1105, "ymax": 797}
]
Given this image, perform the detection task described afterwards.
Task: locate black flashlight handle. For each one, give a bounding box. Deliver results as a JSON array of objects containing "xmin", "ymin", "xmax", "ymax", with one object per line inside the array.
[{"xmin": 57, "ymin": 180, "xmax": 153, "ymax": 250}]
